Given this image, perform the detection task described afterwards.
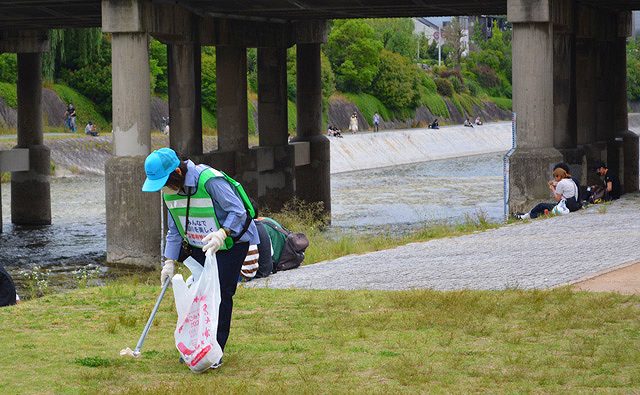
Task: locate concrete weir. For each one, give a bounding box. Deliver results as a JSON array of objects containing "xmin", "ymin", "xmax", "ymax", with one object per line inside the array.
[{"xmin": 330, "ymin": 123, "xmax": 512, "ymax": 174}]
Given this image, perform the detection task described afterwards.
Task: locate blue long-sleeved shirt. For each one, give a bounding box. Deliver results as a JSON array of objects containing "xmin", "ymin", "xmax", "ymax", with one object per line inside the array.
[{"xmin": 164, "ymin": 160, "xmax": 259, "ymax": 260}]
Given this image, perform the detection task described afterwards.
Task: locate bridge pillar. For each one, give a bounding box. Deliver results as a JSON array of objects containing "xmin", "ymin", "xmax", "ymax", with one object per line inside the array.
[
  {"xmin": 575, "ymin": 4, "xmax": 597, "ymax": 157},
  {"xmin": 288, "ymin": 20, "xmax": 330, "ymax": 216},
  {"xmin": 553, "ymin": 0, "xmax": 586, "ymax": 184},
  {"xmin": 254, "ymin": 46, "xmax": 295, "ymax": 211},
  {"xmin": 216, "ymin": 46, "xmax": 248, "ymax": 153},
  {"xmin": 609, "ymin": 12, "xmax": 638, "ymax": 193},
  {"xmin": 507, "ymin": 0, "xmax": 563, "ymax": 213},
  {"xmin": 168, "ymin": 41, "xmax": 203, "ymax": 157},
  {"xmin": 12, "ymin": 50, "xmax": 51, "ymax": 225},
  {"xmin": 103, "ymin": 0, "xmax": 159, "ymax": 267},
  {"xmin": 293, "ymin": 42, "xmax": 330, "ymax": 216}
]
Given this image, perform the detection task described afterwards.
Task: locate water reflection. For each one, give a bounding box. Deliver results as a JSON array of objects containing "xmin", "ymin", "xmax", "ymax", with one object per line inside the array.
[{"xmin": 1, "ymin": 153, "xmax": 504, "ymax": 293}]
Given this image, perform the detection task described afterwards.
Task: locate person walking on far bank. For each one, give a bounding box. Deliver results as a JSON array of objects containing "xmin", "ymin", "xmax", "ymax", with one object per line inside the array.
[
  {"xmin": 64, "ymin": 103, "xmax": 77, "ymax": 133},
  {"xmin": 373, "ymin": 112, "xmax": 380, "ymax": 132},
  {"xmin": 142, "ymin": 147, "xmax": 259, "ymax": 370},
  {"xmin": 349, "ymin": 112, "xmax": 359, "ymax": 134}
]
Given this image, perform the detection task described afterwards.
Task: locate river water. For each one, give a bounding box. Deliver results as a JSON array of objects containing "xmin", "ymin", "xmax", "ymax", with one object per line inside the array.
[{"xmin": 0, "ymin": 152, "xmax": 504, "ymax": 294}]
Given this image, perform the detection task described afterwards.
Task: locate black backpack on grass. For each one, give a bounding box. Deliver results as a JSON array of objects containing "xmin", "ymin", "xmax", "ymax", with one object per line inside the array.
[{"xmin": 261, "ymin": 220, "xmax": 309, "ymax": 272}]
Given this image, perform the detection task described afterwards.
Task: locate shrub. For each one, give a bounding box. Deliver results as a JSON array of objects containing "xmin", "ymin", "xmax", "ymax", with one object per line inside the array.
[
  {"xmin": 449, "ymin": 76, "xmax": 467, "ymax": 94},
  {"xmin": 419, "ymin": 89, "xmax": 450, "ymax": 118},
  {"xmin": 0, "ymin": 54, "xmax": 17, "ymax": 83},
  {"xmin": 466, "ymin": 79, "xmax": 482, "ymax": 97},
  {"xmin": 475, "ymin": 64, "xmax": 500, "ymax": 89},
  {"xmin": 61, "ymin": 64, "xmax": 112, "ymax": 118},
  {"xmin": 0, "ymin": 82, "xmax": 17, "ymax": 108},
  {"xmin": 421, "ymin": 74, "xmax": 438, "ymax": 94},
  {"xmin": 371, "ymin": 49, "xmax": 420, "ymax": 111},
  {"xmin": 434, "ymin": 78, "xmax": 454, "ymax": 97}
]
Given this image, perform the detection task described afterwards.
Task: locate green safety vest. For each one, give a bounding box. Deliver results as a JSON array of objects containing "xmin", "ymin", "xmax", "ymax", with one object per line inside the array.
[
  {"xmin": 257, "ymin": 217, "xmax": 287, "ymax": 264},
  {"xmin": 163, "ymin": 166, "xmax": 255, "ymax": 251}
]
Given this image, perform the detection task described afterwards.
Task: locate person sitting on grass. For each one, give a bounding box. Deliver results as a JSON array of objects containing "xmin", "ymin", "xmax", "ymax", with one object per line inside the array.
[
  {"xmin": 85, "ymin": 121, "xmax": 98, "ymax": 137},
  {"xmin": 515, "ymin": 167, "xmax": 580, "ymax": 220}
]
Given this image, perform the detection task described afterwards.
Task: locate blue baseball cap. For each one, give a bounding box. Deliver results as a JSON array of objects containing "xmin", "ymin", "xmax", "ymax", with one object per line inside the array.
[{"xmin": 142, "ymin": 148, "xmax": 181, "ymax": 192}]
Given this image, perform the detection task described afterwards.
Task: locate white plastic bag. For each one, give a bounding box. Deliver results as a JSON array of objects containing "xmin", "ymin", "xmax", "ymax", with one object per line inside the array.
[
  {"xmin": 172, "ymin": 255, "xmax": 223, "ymax": 373},
  {"xmin": 551, "ymin": 199, "xmax": 570, "ymax": 215}
]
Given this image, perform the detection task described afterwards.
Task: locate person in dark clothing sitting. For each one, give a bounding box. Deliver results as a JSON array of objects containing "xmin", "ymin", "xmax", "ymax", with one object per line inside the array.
[{"xmin": 594, "ymin": 162, "xmax": 621, "ymax": 200}]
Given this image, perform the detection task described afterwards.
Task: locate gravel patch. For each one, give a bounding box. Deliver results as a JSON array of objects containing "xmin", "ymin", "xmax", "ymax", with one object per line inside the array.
[{"xmin": 247, "ymin": 193, "xmax": 640, "ymax": 291}]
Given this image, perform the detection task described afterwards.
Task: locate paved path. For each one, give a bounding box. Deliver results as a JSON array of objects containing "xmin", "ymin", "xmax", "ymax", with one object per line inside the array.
[
  {"xmin": 247, "ymin": 193, "xmax": 640, "ymax": 291},
  {"xmin": 572, "ymin": 261, "xmax": 640, "ymax": 294}
]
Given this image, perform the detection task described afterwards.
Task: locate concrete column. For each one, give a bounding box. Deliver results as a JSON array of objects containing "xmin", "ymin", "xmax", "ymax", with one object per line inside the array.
[
  {"xmin": 610, "ymin": 12, "xmax": 639, "ymax": 193},
  {"xmin": 216, "ymin": 46, "xmax": 248, "ymax": 152},
  {"xmin": 11, "ymin": 52, "xmax": 51, "ymax": 225},
  {"xmin": 507, "ymin": 0, "xmax": 563, "ymax": 213},
  {"xmin": 105, "ymin": 28, "xmax": 159, "ymax": 266},
  {"xmin": 575, "ymin": 4, "xmax": 596, "ymax": 147},
  {"xmin": 293, "ymin": 43, "xmax": 330, "ymax": 215},
  {"xmin": 594, "ymin": 12, "xmax": 616, "ymax": 144},
  {"xmin": 168, "ymin": 42, "xmax": 203, "ymax": 157},
  {"xmin": 251, "ymin": 47, "xmax": 295, "ymax": 210},
  {"xmin": 111, "ymin": 32, "xmax": 151, "ymax": 156},
  {"xmin": 258, "ymin": 47, "xmax": 288, "ymax": 147},
  {"xmin": 553, "ymin": 6, "xmax": 576, "ymax": 149}
]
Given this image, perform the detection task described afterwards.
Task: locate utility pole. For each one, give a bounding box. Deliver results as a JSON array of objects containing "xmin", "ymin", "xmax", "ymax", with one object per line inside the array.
[{"xmin": 438, "ymin": 25, "xmax": 442, "ymax": 66}]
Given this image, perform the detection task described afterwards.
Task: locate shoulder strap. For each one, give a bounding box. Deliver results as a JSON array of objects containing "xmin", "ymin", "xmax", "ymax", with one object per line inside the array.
[
  {"xmin": 181, "ymin": 193, "xmax": 191, "ymax": 247},
  {"xmin": 260, "ymin": 219, "xmax": 291, "ymax": 237}
]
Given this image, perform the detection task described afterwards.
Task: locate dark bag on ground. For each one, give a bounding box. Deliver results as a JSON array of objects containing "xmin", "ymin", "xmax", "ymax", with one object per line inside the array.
[
  {"xmin": 277, "ymin": 232, "xmax": 310, "ymax": 272},
  {"xmin": 260, "ymin": 219, "xmax": 309, "ymax": 272},
  {"xmin": 587, "ymin": 185, "xmax": 606, "ymax": 204}
]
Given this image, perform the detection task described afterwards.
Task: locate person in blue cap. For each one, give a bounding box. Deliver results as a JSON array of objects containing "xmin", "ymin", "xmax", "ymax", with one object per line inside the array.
[{"xmin": 142, "ymin": 147, "xmax": 259, "ymax": 369}]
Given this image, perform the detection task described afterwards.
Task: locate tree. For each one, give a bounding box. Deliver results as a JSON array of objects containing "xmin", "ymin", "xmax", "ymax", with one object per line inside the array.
[
  {"xmin": 372, "ymin": 49, "xmax": 420, "ymax": 110},
  {"xmin": 326, "ymin": 20, "xmax": 383, "ymax": 92},
  {"xmin": 366, "ymin": 18, "xmax": 417, "ymax": 60},
  {"xmin": 149, "ymin": 39, "xmax": 168, "ymax": 95},
  {"xmin": 42, "ymin": 28, "xmax": 104, "ymax": 80},
  {"xmin": 442, "ymin": 17, "xmax": 466, "ymax": 67},
  {"xmin": 201, "ymin": 47, "xmax": 217, "ymax": 113},
  {"xmin": 628, "ymin": 37, "xmax": 640, "ymax": 101}
]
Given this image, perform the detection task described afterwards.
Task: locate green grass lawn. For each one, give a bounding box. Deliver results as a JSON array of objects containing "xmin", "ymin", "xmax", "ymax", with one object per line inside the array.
[{"xmin": 0, "ymin": 280, "xmax": 638, "ymax": 394}]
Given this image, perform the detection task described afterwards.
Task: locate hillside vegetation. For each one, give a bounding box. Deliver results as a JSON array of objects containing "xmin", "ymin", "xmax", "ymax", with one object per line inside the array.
[{"xmin": 0, "ymin": 18, "xmax": 517, "ymax": 134}]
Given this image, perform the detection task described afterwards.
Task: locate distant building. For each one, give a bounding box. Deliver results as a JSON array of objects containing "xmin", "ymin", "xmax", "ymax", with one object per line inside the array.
[
  {"xmin": 413, "ymin": 17, "xmax": 440, "ymax": 44},
  {"xmin": 414, "ymin": 16, "xmax": 469, "ymax": 56}
]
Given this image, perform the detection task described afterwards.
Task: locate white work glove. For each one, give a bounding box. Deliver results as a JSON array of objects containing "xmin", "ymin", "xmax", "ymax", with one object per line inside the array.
[
  {"xmin": 160, "ymin": 259, "xmax": 175, "ymax": 285},
  {"xmin": 202, "ymin": 228, "xmax": 227, "ymax": 256}
]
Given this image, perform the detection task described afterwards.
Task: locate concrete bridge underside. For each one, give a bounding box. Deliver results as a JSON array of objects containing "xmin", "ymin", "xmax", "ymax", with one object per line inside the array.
[{"xmin": 1, "ymin": 0, "xmax": 639, "ymax": 266}]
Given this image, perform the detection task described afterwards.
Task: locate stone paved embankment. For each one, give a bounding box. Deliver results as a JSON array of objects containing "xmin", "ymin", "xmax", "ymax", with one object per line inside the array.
[{"xmin": 247, "ymin": 193, "xmax": 640, "ymax": 291}]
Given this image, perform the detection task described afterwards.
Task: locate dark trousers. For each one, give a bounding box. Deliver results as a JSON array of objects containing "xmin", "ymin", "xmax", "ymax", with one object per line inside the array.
[
  {"xmin": 185, "ymin": 242, "xmax": 249, "ymax": 351},
  {"xmin": 530, "ymin": 202, "xmax": 556, "ymax": 219}
]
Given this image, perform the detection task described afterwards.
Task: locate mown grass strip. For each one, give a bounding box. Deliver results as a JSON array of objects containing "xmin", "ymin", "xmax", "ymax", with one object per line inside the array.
[{"xmin": 0, "ymin": 283, "xmax": 638, "ymax": 393}]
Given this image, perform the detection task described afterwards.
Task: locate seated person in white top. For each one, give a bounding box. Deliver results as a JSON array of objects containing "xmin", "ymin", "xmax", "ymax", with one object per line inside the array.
[{"xmin": 515, "ymin": 167, "xmax": 580, "ymax": 219}]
